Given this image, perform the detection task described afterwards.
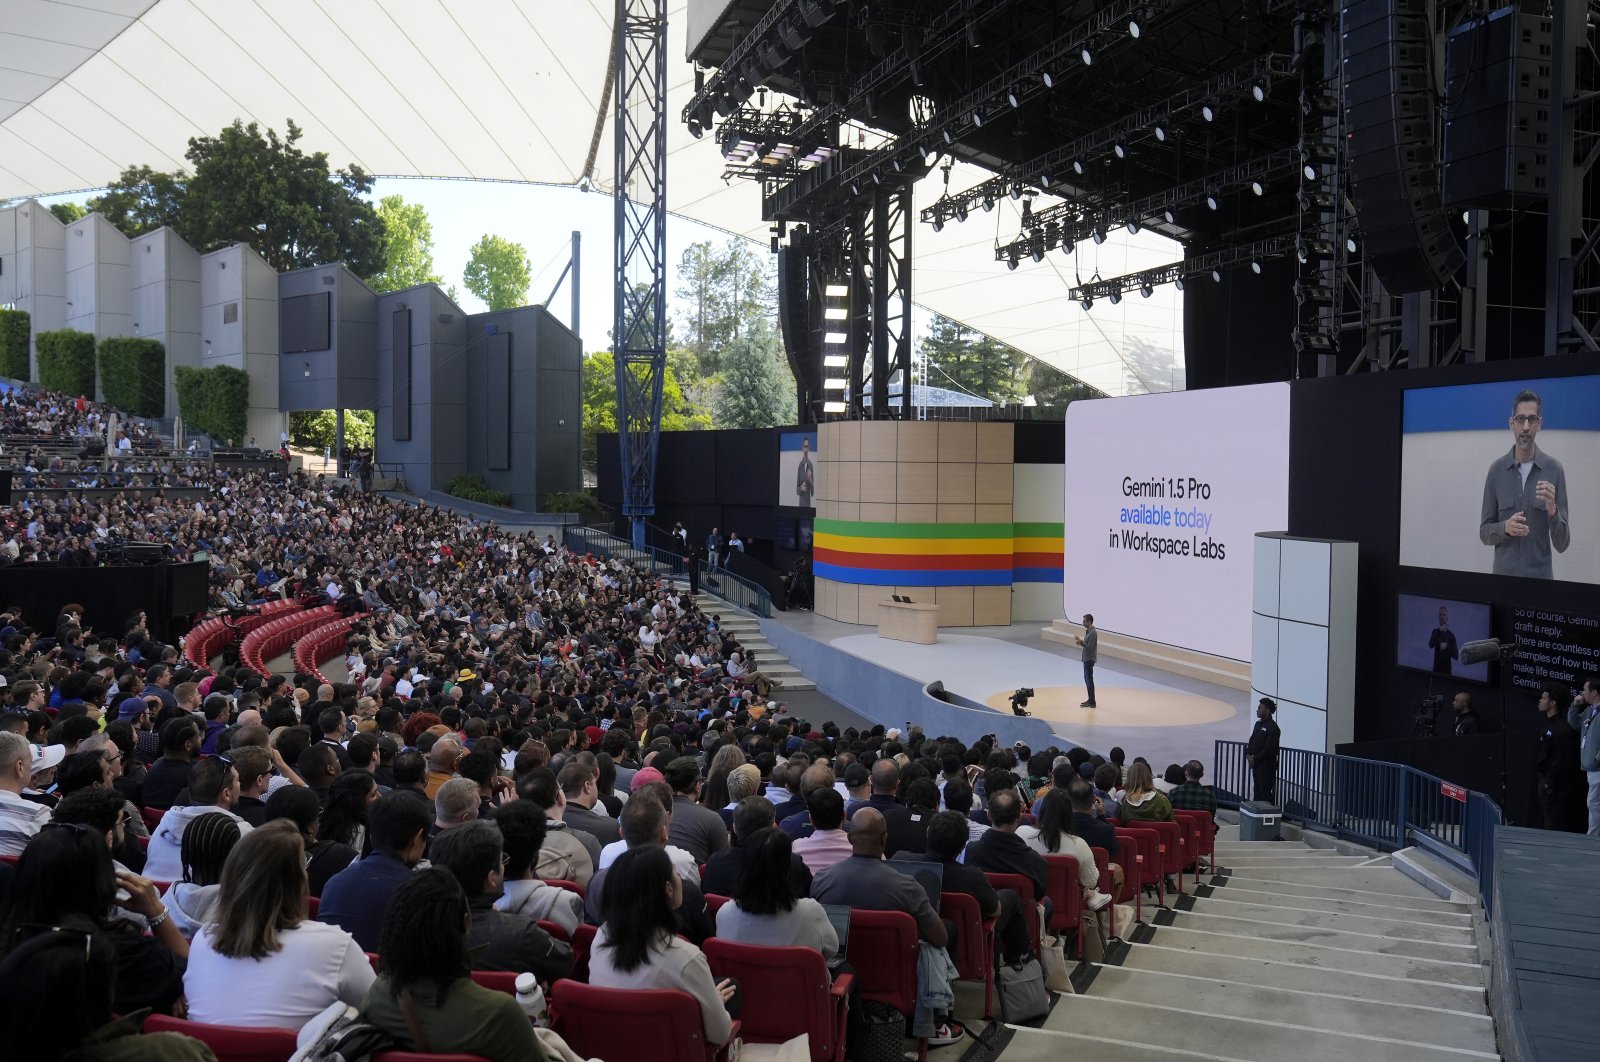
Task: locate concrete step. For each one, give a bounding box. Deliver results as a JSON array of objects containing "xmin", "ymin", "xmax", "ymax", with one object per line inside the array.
[
  {"xmin": 1113, "ymin": 940, "xmax": 1489, "ymax": 1013},
  {"xmin": 1134, "ymin": 923, "xmax": 1483, "ymax": 985},
  {"xmin": 1213, "ymin": 873, "xmax": 1472, "ymax": 914},
  {"xmin": 1179, "ymin": 895, "xmax": 1477, "ymax": 945},
  {"xmin": 1201, "ymin": 883, "xmax": 1475, "ymax": 927},
  {"xmin": 1214, "ymin": 841, "xmax": 1313, "ymax": 853},
  {"xmin": 1084, "ymin": 966, "xmax": 1497, "ymax": 1053},
  {"xmin": 1218, "ymin": 855, "xmax": 1378, "ymax": 869},
  {"xmin": 1164, "ymin": 908, "xmax": 1478, "ymax": 962},
  {"xmin": 998, "ymin": 1025, "xmax": 1239, "ymax": 1062},
  {"xmin": 1030, "ymin": 993, "xmax": 1497, "ymax": 1062},
  {"xmin": 774, "ymin": 680, "xmax": 816, "ymax": 691},
  {"xmin": 1220, "ymin": 866, "xmax": 1455, "ymax": 900}
]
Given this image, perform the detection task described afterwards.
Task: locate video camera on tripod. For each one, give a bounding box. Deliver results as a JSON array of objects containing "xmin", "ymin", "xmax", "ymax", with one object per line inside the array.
[
  {"xmin": 1010, "ymin": 687, "xmax": 1035, "ymax": 717},
  {"xmin": 1412, "ymin": 694, "xmax": 1445, "ymax": 737}
]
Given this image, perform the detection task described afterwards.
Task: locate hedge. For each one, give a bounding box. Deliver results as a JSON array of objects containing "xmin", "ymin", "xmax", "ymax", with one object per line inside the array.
[
  {"xmin": 35, "ymin": 328, "xmax": 96, "ymax": 397},
  {"xmin": 443, "ymin": 474, "xmax": 515, "ymax": 508},
  {"xmin": 98, "ymin": 336, "xmax": 166, "ymax": 417},
  {"xmin": 0, "ymin": 309, "xmax": 28, "ymax": 381},
  {"xmin": 542, "ymin": 490, "xmax": 607, "ymax": 521},
  {"xmin": 174, "ymin": 364, "xmax": 250, "ymax": 446}
]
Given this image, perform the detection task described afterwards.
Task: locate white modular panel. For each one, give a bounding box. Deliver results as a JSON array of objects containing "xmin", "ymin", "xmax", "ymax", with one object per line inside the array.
[
  {"xmin": 1253, "ymin": 533, "xmax": 1281, "ymax": 617},
  {"xmin": 1276, "ymin": 618, "xmax": 1331, "ymax": 712},
  {"xmin": 1279, "ymin": 537, "xmax": 1332, "ymax": 626},
  {"xmin": 1252, "ymin": 611, "xmax": 1280, "ymax": 700}
]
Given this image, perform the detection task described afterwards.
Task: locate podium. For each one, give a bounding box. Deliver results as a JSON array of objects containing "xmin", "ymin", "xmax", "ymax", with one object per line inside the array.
[{"xmin": 877, "ymin": 601, "xmax": 939, "ymax": 644}]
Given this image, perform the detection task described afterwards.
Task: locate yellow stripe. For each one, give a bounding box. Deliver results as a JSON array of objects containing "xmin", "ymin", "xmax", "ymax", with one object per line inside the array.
[
  {"xmin": 1011, "ymin": 536, "xmax": 1063, "ymax": 553},
  {"xmin": 814, "ymin": 533, "xmax": 1014, "ymax": 556}
]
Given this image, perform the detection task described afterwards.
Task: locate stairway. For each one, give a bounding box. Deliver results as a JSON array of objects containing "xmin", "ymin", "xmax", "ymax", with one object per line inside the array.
[
  {"xmin": 692, "ymin": 593, "xmax": 814, "ymax": 692},
  {"xmin": 993, "ymin": 829, "xmax": 1499, "ymax": 1062}
]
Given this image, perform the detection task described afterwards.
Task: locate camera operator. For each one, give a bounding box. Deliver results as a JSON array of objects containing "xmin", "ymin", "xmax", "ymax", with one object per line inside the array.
[{"xmin": 1449, "ymin": 692, "xmax": 1480, "ymax": 736}]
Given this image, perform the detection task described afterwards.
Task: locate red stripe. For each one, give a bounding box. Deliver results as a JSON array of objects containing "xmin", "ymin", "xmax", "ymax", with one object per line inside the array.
[
  {"xmin": 1011, "ymin": 552, "xmax": 1063, "ymax": 568},
  {"xmin": 811, "ymin": 547, "xmax": 1013, "ymax": 571}
]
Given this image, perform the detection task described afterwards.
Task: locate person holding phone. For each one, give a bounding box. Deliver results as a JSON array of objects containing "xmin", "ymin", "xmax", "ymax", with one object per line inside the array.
[{"xmin": 1479, "ymin": 389, "xmax": 1570, "ymax": 579}]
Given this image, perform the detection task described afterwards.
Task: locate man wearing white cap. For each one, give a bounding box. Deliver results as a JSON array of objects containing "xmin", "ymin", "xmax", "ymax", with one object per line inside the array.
[{"xmin": 0, "ymin": 732, "xmax": 53, "ymax": 855}]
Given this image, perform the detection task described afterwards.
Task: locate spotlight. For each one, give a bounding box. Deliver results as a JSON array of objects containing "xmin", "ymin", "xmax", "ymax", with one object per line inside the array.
[
  {"xmin": 966, "ymin": 22, "xmax": 980, "ymax": 47},
  {"xmin": 1006, "ymin": 183, "xmax": 1021, "ymax": 200},
  {"xmin": 1081, "ymin": 45, "xmax": 1094, "ymax": 65},
  {"xmin": 942, "ymin": 129, "xmax": 954, "ymax": 144},
  {"xmin": 1091, "ymin": 226, "xmax": 1107, "ymax": 245},
  {"xmin": 1128, "ymin": 17, "xmax": 1143, "ymax": 38},
  {"xmin": 1007, "ymin": 87, "xmax": 1022, "ymax": 109},
  {"xmin": 687, "ymin": 117, "xmax": 703, "ymax": 139},
  {"xmin": 1346, "ymin": 235, "xmax": 1359, "ymax": 254},
  {"xmin": 1108, "ymin": 291, "xmax": 1123, "ymax": 305},
  {"xmin": 1205, "ymin": 192, "xmax": 1220, "ymax": 210},
  {"xmin": 1038, "ymin": 173, "xmax": 1054, "ymax": 188},
  {"xmin": 1153, "ymin": 123, "xmax": 1167, "ymax": 142},
  {"xmin": 892, "ymin": 158, "xmax": 904, "ymax": 173},
  {"xmin": 1125, "ymin": 220, "xmax": 1140, "ymax": 234},
  {"xmin": 851, "ymin": 180, "xmax": 861, "ymax": 196},
  {"xmin": 1042, "ymin": 71, "xmax": 1055, "ymax": 89},
  {"xmin": 1140, "ymin": 282, "xmax": 1154, "ymax": 298},
  {"xmin": 981, "ymin": 196, "xmax": 995, "ymax": 212},
  {"xmin": 1173, "ymin": 277, "xmax": 1185, "ymax": 291},
  {"xmin": 871, "ymin": 172, "xmax": 882, "ymax": 185},
  {"xmin": 1079, "ymin": 297, "xmax": 1093, "ymax": 311},
  {"xmin": 955, "ymin": 204, "xmax": 969, "ymax": 222},
  {"xmin": 1007, "ymin": 255, "xmax": 1020, "ymax": 271},
  {"xmin": 919, "ymin": 143, "xmax": 934, "ymax": 161},
  {"xmin": 1210, "ymin": 268, "xmax": 1223, "ymax": 282},
  {"xmin": 1030, "ymin": 242, "xmax": 1045, "ymax": 263},
  {"xmin": 972, "ymin": 108, "xmax": 985, "ymax": 128},
  {"xmin": 1250, "ymin": 178, "xmax": 1266, "ymax": 196},
  {"xmin": 1113, "ymin": 141, "xmax": 1128, "ymax": 159},
  {"xmin": 932, "ymin": 218, "xmax": 944, "ymax": 233},
  {"xmin": 1201, "ymin": 103, "xmax": 1216, "ymax": 122},
  {"xmin": 1251, "ymin": 77, "xmax": 1269, "ymax": 102},
  {"xmin": 1072, "ymin": 157, "xmax": 1086, "ymax": 175},
  {"xmin": 1162, "ymin": 208, "xmax": 1176, "ymax": 225},
  {"xmin": 1250, "ymin": 257, "xmax": 1264, "ymax": 274},
  {"xmin": 1061, "ymin": 237, "xmax": 1075, "ymax": 255}
]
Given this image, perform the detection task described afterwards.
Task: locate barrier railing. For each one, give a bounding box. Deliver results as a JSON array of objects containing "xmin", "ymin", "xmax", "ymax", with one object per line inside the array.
[
  {"xmin": 563, "ymin": 525, "xmax": 772, "ymax": 617},
  {"xmin": 1213, "ymin": 739, "xmax": 1504, "ymax": 913}
]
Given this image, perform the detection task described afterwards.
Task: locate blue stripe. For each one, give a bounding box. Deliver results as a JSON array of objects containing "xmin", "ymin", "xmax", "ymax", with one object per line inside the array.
[
  {"xmin": 1012, "ymin": 567, "xmax": 1063, "ymax": 583},
  {"xmin": 813, "ymin": 563, "xmax": 1013, "ymax": 587},
  {"xmin": 1403, "ymin": 375, "xmax": 1600, "ymax": 433},
  {"xmin": 779, "ymin": 432, "xmax": 818, "ymax": 451}
]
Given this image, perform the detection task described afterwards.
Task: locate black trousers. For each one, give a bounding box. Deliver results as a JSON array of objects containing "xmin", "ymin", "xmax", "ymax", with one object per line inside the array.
[{"xmin": 1251, "ymin": 763, "xmax": 1277, "ymax": 803}]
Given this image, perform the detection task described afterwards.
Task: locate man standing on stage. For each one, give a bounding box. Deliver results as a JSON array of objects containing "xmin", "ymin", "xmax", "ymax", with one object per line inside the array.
[
  {"xmin": 1536, "ymin": 683, "xmax": 1583, "ymax": 832},
  {"xmin": 1074, "ymin": 614, "xmax": 1098, "ymax": 708},
  {"xmin": 1566, "ymin": 676, "xmax": 1600, "ymax": 836},
  {"xmin": 1428, "ymin": 605, "xmax": 1458, "ymax": 674},
  {"xmin": 1479, "ymin": 389, "xmax": 1570, "ymax": 579},
  {"xmin": 1246, "ymin": 698, "xmax": 1280, "ymax": 803}
]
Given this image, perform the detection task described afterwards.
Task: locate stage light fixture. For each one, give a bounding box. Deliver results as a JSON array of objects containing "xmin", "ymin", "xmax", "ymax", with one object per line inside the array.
[
  {"xmin": 850, "ymin": 180, "xmax": 861, "ymax": 196},
  {"xmin": 942, "ymin": 129, "xmax": 954, "ymax": 144},
  {"xmin": 1210, "ymin": 268, "xmax": 1223, "ymax": 282},
  {"xmin": 1205, "ymin": 192, "xmax": 1220, "ymax": 210},
  {"xmin": 955, "ymin": 204, "xmax": 969, "ymax": 222},
  {"xmin": 1072, "ymin": 157, "xmax": 1086, "ymax": 175},
  {"xmin": 972, "ymin": 108, "xmax": 985, "ymax": 128},
  {"xmin": 822, "ymin": 401, "xmax": 847, "ymax": 413},
  {"xmin": 919, "ymin": 143, "xmax": 934, "ymax": 161},
  {"xmin": 1162, "ymin": 208, "xmax": 1177, "ymax": 224},
  {"xmin": 892, "ymin": 158, "xmax": 904, "ymax": 173},
  {"xmin": 1007, "ymin": 255, "xmax": 1020, "ymax": 271},
  {"xmin": 1250, "ymin": 178, "xmax": 1266, "ymax": 196},
  {"xmin": 1125, "ymin": 220, "xmax": 1140, "ymax": 234},
  {"xmin": 1091, "ymin": 226, "xmax": 1107, "ymax": 245},
  {"xmin": 1042, "ymin": 71, "xmax": 1056, "ymax": 89},
  {"xmin": 1153, "ymin": 123, "xmax": 1167, "ymax": 142},
  {"xmin": 1079, "ymin": 297, "xmax": 1093, "ymax": 311},
  {"xmin": 1250, "ymin": 257, "xmax": 1264, "ymax": 274},
  {"xmin": 1081, "ymin": 45, "xmax": 1094, "ymax": 65},
  {"xmin": 871, "ymin": 171, "xmax": 882, "ymax": 185},
  {"xmin": 687, "ymin": 118, "xmax": 702, "ymax": 138},
  {"xmin": 1252, "ymin": 78, "xmax": 1269, "ymax": 102},
  {"xmin": 1113, "ymin": 141, "xmax": 1128, "ymax": 159},
  {"xmin": 1062, "ymin": 237, "xmax": 1075, "ymax": 255},
  {"xmin": 1007, "ymin": 87, "xmax": 1021, "ymax": 109},
  {"xmin": 932, "ymin": 218, "xmax": 944, "ymax": 233},
  {"xmin": 1030, "ymin": 242, "xmax": 1045, "ymax": 263},
  {"xmin": 1201, "ymin": 103, "xmax": 1216, "ymax": 122},
  {"xmin": 823, "ymin": 354, "xmax": 848, "ymax": 368},
  {"xmin": 1108, "ymin": 291, "xmax": 1122, "ymax": 305},
  {"xmin": 1173, "ymin": 277, "xmax": 1185, "ymax": 291},
  {"xmin": 1346, "ymin": 235, "xmax": 1359, "ymax": 254},
  {"xmin": 823, "ymin": 378, "xmax": 847, "ymax": 389},
  {"xmin": 824, "ymin": 330, "xmax": 847, "ymax": 344},
  {"xmin": 982, "ymin": 195, "xmax": 995, "ymax": 212},
  {"xmin": 1128, "ymin": 16, "xmax": 1143, "ymax": 38},
  {"xmin": 966, "ymin": 22, "xmax": 980, "ymax": 47},
  {"xmin": 825, "ymin": 284, "xmax": 848, "ymax": 297},
  {"xmin": 1140, "ymin": 282, "xmax": 1154, "ymax": 298}
]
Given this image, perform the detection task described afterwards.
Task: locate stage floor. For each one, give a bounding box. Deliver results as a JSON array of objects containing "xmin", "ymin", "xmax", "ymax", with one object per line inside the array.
[{"xmin": 768, "ymin": 612, "xmax": 1250, "ymax": 774}]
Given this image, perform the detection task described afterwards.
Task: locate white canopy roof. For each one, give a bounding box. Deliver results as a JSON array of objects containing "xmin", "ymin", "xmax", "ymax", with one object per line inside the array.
[{"xmin": 0, "ymin": 0, "xmax": 1183, "ymax": 396}]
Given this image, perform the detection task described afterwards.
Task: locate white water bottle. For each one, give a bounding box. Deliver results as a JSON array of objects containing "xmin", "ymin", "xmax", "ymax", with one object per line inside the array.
[{"xmin": 514, "ymin": 972, "xmax": 547, "ymax": 1025}]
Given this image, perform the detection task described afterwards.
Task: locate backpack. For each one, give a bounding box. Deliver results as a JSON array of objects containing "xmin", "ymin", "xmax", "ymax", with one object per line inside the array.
[{"xmin": 290, "ymin": 1002, "xmax": 400, "ymax": 1062}]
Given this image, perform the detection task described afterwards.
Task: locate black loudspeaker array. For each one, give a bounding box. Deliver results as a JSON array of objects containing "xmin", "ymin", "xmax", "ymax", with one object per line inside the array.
[
  {"xmin": 1341, "ymin": 0, "xmax": 1465, "ymax": 293},
  {"xmin": 1442, "ymin": 7, "xmax": 1552, "ymax": 209},
  {"xmin": 777, "ymin": 230, "xmax": 823, "ymax": 422}
]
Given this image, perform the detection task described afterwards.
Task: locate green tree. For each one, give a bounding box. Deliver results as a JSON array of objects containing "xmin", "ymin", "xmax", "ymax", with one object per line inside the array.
[
  {"xmin": 47, "ymin": 202, "xmax": 88, "ymax": 226},
  {"xmin": 673, "ymin": 238, "xmax": 774, "ymax": 374},
  {"xmin": 581, "ymin": 349, "xmax": 709, "ymax": 469},
  {"xmin": 289, "ymin": 408, "xmax": 376, "ymax": 450},
  {"xmin": 1026, "ymin": 359, "xmax": 1103, "ymax": 409},
  {"xmin": 714, "ymin": 321, "xmax": 794, "ymax": 428},
  {"xmin": 86, "ymin": 165, "xmax": 185, "ymax": 236},
  {"xmin": 89, "ymin": 121, "xmax": 384, "ymax": 275},
  {"xmin": 368, "ymin": 195, "xmax": 444, "ymax": 293},
  {"xmin": 463, "ymin": 234, "xmax": 531, "ymax": 311},
  {"xmin": 918, "ymin": 313, "xmax": 1027, "ymax": 403}
]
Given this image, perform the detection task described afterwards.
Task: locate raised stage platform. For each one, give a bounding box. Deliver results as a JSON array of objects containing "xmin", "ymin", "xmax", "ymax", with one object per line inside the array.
[{"xmin": 761, "ymin": 610, "xmax": 1249, "ymax": 774}]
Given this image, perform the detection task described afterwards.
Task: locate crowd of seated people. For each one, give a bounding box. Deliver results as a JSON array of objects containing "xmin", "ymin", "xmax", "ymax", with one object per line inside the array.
[{"xmin": 0, "ymin": 390, "xmax": 1223, "ymax": 1058}]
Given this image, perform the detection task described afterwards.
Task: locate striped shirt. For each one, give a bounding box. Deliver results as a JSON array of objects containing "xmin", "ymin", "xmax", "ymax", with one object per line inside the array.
[{"xmin": 0, "ymin": 789, "xmax": 52, "ymax": 856}]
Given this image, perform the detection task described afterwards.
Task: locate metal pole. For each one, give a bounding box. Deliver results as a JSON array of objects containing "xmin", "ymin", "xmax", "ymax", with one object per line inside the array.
[
  {"xmin": 1545, "ymin": 0, "xmax": 1582, "ymax": 355},
  {"xmin": 572, "ymin": 230, "xmax": 581, "ymax": 341}
]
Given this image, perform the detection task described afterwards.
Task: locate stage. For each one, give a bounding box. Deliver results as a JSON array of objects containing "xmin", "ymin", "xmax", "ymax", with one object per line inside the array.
[{"xmin": 763, "ymin": 612, "xmax": 1250, "ymax": 774}]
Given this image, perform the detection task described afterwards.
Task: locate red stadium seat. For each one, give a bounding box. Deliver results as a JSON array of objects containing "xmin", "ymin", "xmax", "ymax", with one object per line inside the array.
[
  {"xmin": 372, "ymin": 1054, "xmax": 491, "ymax": 1062},
  {"xmin": 983, "ymin": 872, "xmax": 1041, "ymax": 957},
  {"xmin": 469, "ymin": 970, "xmax": 518, "ymax": 997},
  {"xmin": 845, "ymin": 908, "xmax": 926, "ymax": 1062},
  {"xmin": 1173, "ymin": 809, "xmax": 1217, "ymax": 882},
  {"xmin": 140, "ymin": 806, "xmax": 165, "ymax": 832},
  {"xmin": 1116, "ymin": 826, "xmax": 1165, "ymax": 908},
  {"xmin": 705, "ymin": 893, "xmax": 731, "ymax": 920},
  {"xmin": 537, "ymin": 919, "xmax": 570, "ymax": 942},
  {"xmin": 544, "ymin": 878, "xmax": 585, "ymax": 899},
  {"xmin": 1144, "ymin": 820, "xmax": 1187, "ymax": 893},
  {"xmin": 940, "ymin": 890, "xmax": 996, "ymax": 1019},
  {"xmin": 704, "ymin": 938, "xmax": 850, "ymax": 1062},
  {"xmin": 1042, "ymin": 855, "xmax": 1087, "ymax": 957},
  {"xmin": 570, "ymin": 923, "xmax": 598, "ymax": 982},
  {"xmin": 142, "ymin": 1014, "xmax": 297, "ymax": 1062},
  {"xmin": 549, "ymin": 980, "xmax": 738, "ymax": 1062}
]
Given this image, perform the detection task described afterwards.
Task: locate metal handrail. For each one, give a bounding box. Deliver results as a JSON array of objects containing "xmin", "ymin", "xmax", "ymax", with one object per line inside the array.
[
  {"xmin": 562, "ymin": 525, "xmax": 772, "ymax": 617},
  {"xmin": 1213, "ymin": 738, "xmax": 1503, "ymax": 913}
]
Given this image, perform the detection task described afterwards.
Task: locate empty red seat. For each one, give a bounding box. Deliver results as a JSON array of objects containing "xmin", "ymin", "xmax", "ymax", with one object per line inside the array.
[
  {"xmin": 549, "ymin": 980, "xmax": 738, "ymax": 1062},
  {"xmin": 1116, "ymin": 826, "xmax": 1165, "ymax": 907},
  {"xmin": 1042, "ymin": 854, "xmax": 1087, "ymax": 957},
  {"xmin": 846, "ymin": 908, "xmax": 926, "ymax": 1061},
  {"xmin": 940, "ymin": 890, "xmax": 995, "ymax": 1019},
  {"xmin": 469, "ymin": 969, "xmax": 518, "ymax": 997},
  {"xmin": 704, "ymin": 938, "xmax": 850, "ymax": 1062},
  {"xmin": 983, "ymin": 872, "xmax": 1040, "ymax": 956}
]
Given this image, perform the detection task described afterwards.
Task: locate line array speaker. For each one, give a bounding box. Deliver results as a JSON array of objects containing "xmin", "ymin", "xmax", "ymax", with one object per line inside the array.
[{"xmin": 1442, "ymin": 6, "xmax": 1552, "ymax": 208}]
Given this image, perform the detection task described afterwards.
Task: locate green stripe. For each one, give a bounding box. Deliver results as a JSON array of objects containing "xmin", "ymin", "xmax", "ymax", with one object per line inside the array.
[
  {"xmin": 1011, "ymin": 521, "xmax": 1063, "ymax": 537},
  {"xmin": 815, "ymin": 518, "xmax": 1014, "ymax": 539}
]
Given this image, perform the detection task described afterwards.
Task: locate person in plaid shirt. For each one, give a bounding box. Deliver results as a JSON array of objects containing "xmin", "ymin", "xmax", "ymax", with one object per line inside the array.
[{"xmin": 1167, "ymin": 759, "xmax": 1218, "ymax": 816}]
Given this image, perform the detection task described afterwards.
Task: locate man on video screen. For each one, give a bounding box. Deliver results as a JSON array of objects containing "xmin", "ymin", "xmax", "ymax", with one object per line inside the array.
[
  {"xmin": 1479, "ymin": 389, "xmax": 1570, "ymax": 579},
  {"xmin": 1428, "ymin": 606, "xmax": 1458, "ymax": 674}
]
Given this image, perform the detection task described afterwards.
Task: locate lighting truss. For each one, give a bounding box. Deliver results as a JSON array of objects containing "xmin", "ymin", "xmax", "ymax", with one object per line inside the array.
[
  {"xmin": 716, "ymin": 105, "xmax": 839, "ymax": 179},
  {"xmin": 993, "ymin": 150, "xmax": 1299, "ymax": 262},
  {"xmin": 1067, "ymin": 237, "xmax": 1296, "ymax": 303},
  {"xmin": 922, "ymin": 53, "xmax": 1298, "ymax": 228},
  {"xmin": 766, "ymin": 0, "xmax": 1176, "ymax": 221}
]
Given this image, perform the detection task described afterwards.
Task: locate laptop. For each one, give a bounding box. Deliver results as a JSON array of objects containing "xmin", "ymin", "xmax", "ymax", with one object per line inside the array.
[
  {"xmin": 883, "ymin": 859, "xmax": 944, "ymax": 910},
  {"xmin": 821, "ymin": 903, "xmax": 853, "ymax": 960}
]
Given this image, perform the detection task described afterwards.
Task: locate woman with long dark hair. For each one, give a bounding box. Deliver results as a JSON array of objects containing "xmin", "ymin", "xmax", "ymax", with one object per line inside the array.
[
  {"xmin": 588, "ymin": 846, "xmax": 735, "ymax": 1046},
  {"xmin": 360, "ymin": 868, "xmax": 547, "ymax": 1059},
  {"xmin": 319, "ymin": 769, "xmax": 377, "ymax": 855},
  {"xmin": 1019, "ymin": 789, "xmax": 1112, "ymax": 910},
  {"xmin": 715, "ymin": 827, "xmax": 836, "ymax": 961},
  {"xmin": 264, "ymin": 784, "xmax": 356, "ymax": 895},
  {"xmin": 183, "ymin": 820, "xmax": 373, "ymax": 1028}
]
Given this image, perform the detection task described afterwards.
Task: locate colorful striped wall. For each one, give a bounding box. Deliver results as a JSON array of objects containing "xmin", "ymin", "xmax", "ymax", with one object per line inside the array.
[{"xmin": 814, "ymin": 518, "xmax": 1063, "ymax": 586}]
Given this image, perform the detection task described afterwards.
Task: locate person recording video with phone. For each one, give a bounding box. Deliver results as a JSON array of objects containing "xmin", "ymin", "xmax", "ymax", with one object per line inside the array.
[{"xmin": 1479, "ymin": 389, "xmax": 1570, "ymax": 579}]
